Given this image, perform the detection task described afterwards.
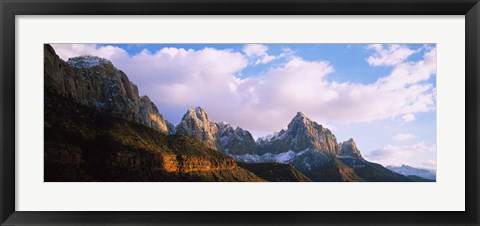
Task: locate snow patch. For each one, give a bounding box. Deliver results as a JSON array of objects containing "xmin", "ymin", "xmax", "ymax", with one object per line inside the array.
[
  {"xmin": 67, "ymin": 56, "xmax": 111, "ymax": 68},
  {"xmin": 230, "ymin": 148, "xmax": 311, "ymax": 164}
]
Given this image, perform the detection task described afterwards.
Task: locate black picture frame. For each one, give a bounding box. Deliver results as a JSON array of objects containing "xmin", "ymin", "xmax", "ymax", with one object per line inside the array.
[{"xmin": 1, "ymin": 0, "xmax": 479, "ymax": 225}]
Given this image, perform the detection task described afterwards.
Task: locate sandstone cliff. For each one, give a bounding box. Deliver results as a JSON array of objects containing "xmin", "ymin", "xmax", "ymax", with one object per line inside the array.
[
  {"xmin": 338, "ymin": 138, "xmax": 363, "ymax": 158},
  {"xmin": 176, "ymin": 107, "xmax": 219, "ymax": 150},
  {"xmin": 44, "ymin": 44, "xmax": 169, "ymax": 134}
]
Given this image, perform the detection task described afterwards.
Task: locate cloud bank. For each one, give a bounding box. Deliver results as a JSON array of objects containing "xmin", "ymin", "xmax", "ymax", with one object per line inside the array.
[
  {"xmin": 51, "ymin": 44, "xmax": 437, "ymax": 136},
  {"xmin": 365, "ymin": 142, "xmax": 436, "ymax": 169}
]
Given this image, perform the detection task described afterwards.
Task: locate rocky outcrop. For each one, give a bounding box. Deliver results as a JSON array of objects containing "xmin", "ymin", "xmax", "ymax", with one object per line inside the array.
[
  {"xmin": 338, "ymin": 138, "xmax": 363, "ymax": 158},
  {"xmin": 44, "ymin": 44, "xmax": 168, "ymax": 134},
  {"xmin": 176, "ymin": 107, "xmax": 219, "ymax": 150},
  {"xmin": 175, "ymin": 109, "xmax": 260, "ymax": 155},
  {"xmin": 216, "ymin": 122, "xmax": 257, "ymax": 155},
  {"xmin": 256, "ymin": 112, "xmax": 339, "ymax": 155},
  {"xmin": 161, "ymin": 154, "xmax": 236, "ymax": 173}
]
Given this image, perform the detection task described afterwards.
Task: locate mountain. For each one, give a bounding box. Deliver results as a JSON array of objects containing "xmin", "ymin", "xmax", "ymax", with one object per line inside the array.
[
  {"xmin": 175, "ymin": 109, "xmax": 258, "ymax": 155},
  {"xmin": 216, "ymin": 122, "xmax": 257, "ymax": 155},
  {"xmin": 338, "ymin": 138, "xmax": 363, "ymax": 158},
  {"xmin": 44, "ymin": 44, "xmax": 265, "ymax": 182},
  {"xmin": 229, "ymin": 112, "xmax": 411, "ymax": 182},
  {"xmin": 44, "ymin": 44, "xmax": 423, "ymax": 182},
  {"xmin": 387, "ymin": 165, "xmax": 436, "ymax": 181},
  {"xmin": 176, "ymin": 107, "xmax": 219, "ymax": 150},
  {"xmin": 257, "ymin": 112, "xmax": 338, "ymax": 155},
  {"xmin": 44, "ymin": 44, "xmax": 169, "ymax": 134},
  {"xmin": 166, "ymin": 120, "xmax": 177, "ymax": 135}
]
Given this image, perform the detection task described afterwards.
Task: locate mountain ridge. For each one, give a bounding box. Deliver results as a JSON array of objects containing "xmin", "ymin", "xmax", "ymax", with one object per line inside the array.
[
  {"xmin": 174, "ymin": 107, "xmax": 411, "ymax": 182},
  {"xmin": 45, "ymin": 44, "xmax": 417, "ymax": 182},
  {"xmin": 387, "ymin": 165, "xmax": 436, "ymax": 181}
]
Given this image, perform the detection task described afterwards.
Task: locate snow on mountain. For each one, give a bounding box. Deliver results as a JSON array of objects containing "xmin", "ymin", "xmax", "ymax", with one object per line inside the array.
[
  {"xmin": 216, "ymin": 121, "xmax": 257, "ymax": 155},
  {"xmin": 67, "ymin": 56, "xmax": 112, "ymax": 68},
  {"xmin": 230, "ymin": 149, "xmax": 310, "ymax": 164},
  {"xmin": 256, "ymin": 111, "xmax": 339, "ymax": 155},
  {"xmin": 173, "ymin": 108, "xmax": 410, "ymax": 182}
]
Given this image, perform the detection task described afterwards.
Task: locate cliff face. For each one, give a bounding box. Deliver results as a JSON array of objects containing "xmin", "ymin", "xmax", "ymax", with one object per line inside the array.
[
  {"xmin": 175, "ymin": 109, "xmax": 259, "ymax": 155},
  {"xmin": 216, "ymin": 122, "xmax": 257, "ymax": 155},
  {"xmin": 256, "ymin": 112, "xmax": 339, "ymax": 155},
  {"xmin": 338, "ymin": 138, "xmax": 363, "ymax": 158},
  {"xmin": 176, "ymin": 107, "xmax": 219, "ymax": 150},
  {"xmin": 44, "ymin": 44, "xmax": 169, "ymax": 134},
  {"xmin": 44, "ymin": 93, "xmax": 264, "ymax": 182}
]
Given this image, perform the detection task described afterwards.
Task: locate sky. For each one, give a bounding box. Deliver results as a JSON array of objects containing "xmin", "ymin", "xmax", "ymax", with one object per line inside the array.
[{"xmin": 50, "ymin": 43, "xmax": 437, "ymax": 170}]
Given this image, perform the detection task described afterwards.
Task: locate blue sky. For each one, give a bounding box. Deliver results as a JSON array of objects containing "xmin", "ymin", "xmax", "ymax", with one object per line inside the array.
[{"xmin": 51, "ymin": 43, "xmax": 437, "ymax": 170}]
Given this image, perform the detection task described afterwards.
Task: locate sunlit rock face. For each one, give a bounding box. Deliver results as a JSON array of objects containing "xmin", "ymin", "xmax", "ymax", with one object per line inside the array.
[
  {"xmin": 175, "ymin": 108, "xmax": 258, "ymax": 154},
  {"xmin": 44, "ymin": 44, "xmax": 168, "ymax": 134},
  {"xmin": 338, "ymin": 138, "xmax": 363, "ymax": 159},
  {"xmin": 256, "ymin": 112, "xmax": 339, "ymax": 155},
  {"xmin": 176, "ymin": 107, "xmax": 220, "ymax": 150}
]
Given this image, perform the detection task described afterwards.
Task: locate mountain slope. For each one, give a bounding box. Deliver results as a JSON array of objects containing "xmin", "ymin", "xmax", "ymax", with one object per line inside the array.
[
  {"xmin": 237, "ymin": 162, "xmax": 312, "ymax": 182},
  {"xmin": 387, "ymin": 165, "xmax": 436, "ymax": 181}
]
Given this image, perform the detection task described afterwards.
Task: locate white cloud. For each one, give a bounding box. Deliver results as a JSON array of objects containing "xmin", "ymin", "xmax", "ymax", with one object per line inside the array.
[
  {"xmin": 402, "ymin": 113, "xmax": 416, "ymax": 122},
  {"xmin": 365, "ymin": 142, "xmax": 436, "ymax": 167},
  {"xmin": 392, "ymin": 133, "xmax": 415, "ymax": 141},
  {"xmin": 367, "ymin": 44, "xmax": 416, "ymax": 66},
  {"xmin": 50, "ymin": 44, "xmax": 436, "ymax": 135},
  {"xmin": 242, "ymin": 44, "xmax": 268, "ymax": 57},
  {"xmin": 242, "ymin": 44, "xmax": 277, "ymax": 65},
  {"xmin": 50, "ymin": 44, "xmax": 129, "ymax": 62}
]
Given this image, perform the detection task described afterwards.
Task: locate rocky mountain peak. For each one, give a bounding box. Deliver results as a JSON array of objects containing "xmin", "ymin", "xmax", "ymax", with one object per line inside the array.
[
  {"xmin": 193, "ymin": 106, "xmax": 206, "ymax": 117},
  {"xmin": 44, "ymin": 44, "xmax": 168, "ymax": 134},
  {"xmin": 338, "ymin": 138, "xmax": 362, "ymax": 158},
  {"xmin": 295, "ymin": 111, "xmax": 307, "ymax": 119},
  {"xmin": 288, "ymin": 111, "xmax": 311, "ymax": 128},
  {"xmin": 176, "ymin": 107, "xmax": 219, "ymax": 150},
  {"xmin": 216, "ymin": 123, "xmax": 257, "ymax": 155},
  {"xmin": 183, "ymin": 106, "xmax": 210, "ymax": 122},
  {"xmin": 255, "ymin": 112, "xmax": 338, "ymax": 156}
]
